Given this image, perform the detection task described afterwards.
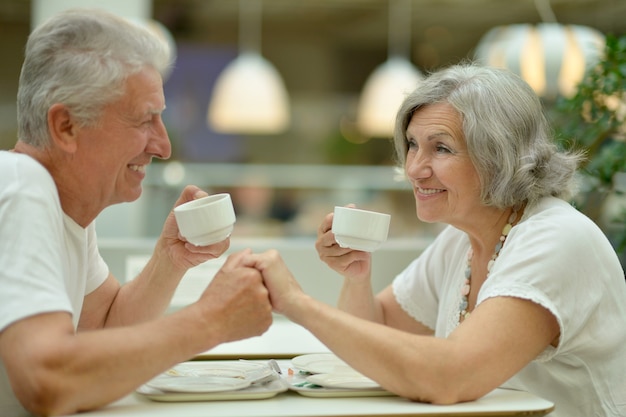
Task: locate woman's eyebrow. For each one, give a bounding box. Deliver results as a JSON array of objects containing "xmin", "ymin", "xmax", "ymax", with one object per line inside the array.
[{"xmin": 427, "ymin": 132, "xmax": 453, "ymax": 141}]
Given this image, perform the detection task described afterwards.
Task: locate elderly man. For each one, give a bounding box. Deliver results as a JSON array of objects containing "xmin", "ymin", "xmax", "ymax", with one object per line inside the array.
[{"xmin": 0, "ymin": 9, "xmax": 272, "ymax": 416}]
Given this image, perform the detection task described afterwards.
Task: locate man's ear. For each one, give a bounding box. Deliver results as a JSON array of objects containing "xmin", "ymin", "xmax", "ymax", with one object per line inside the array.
[{"xmin": 48, "ymin": 103, "xmax": 78, "ymax": 153}]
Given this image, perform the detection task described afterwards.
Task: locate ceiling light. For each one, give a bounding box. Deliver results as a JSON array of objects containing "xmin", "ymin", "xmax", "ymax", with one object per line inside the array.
[
  {"xmin": 207, "ymin": 0, "xmax": 290, "ymax": 135},
  {"xmin": 474, "ymin": 0, "xmax": 605, "ymax": 100},
  {"xmin": 356, "ymin": 0, "xmax": 422, "ymax": 139},
  {"xmin": 356, "ymin": 58, "xmax": 422, "ymax": 138}
]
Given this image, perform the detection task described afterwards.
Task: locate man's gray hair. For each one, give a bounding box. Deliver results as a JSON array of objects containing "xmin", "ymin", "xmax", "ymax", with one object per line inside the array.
[{"xmin": 17, "ymin": 8, "xmax": 172, "ymax": 148}]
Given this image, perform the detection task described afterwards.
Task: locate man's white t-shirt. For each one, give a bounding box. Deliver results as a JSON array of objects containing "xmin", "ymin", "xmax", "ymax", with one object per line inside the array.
[
  {"xmin": 393, "ymin": 196, "xmax": 626, "ymax": 417},
  {"xmin": 0, "ymin": 151, "xmax": 109, "ymax": 416}
]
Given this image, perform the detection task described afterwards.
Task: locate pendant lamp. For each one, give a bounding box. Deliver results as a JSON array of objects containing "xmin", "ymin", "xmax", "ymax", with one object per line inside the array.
[
  {"xmin": 356, "ymin": 0, "xmax": 422, "ymax": 139},
  {"xmin": 207, "ymin": 0, "xmax": 290, "ymax": 135},
  {"xmin": 474, "ymin": 0, "xmax": 605, "ymax": 100}
]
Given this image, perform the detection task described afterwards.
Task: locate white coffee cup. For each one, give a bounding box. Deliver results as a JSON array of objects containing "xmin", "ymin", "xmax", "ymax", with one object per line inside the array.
[
  {"xmin": 173, "ymin": 193, "xmax": 236, "ymax": 246},
  {"xmin": 331, "ymin": 206, "xmax": 391, "ymax": 252}
]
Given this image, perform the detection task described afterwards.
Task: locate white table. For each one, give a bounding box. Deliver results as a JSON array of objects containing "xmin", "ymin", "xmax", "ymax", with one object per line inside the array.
[
  {"xmin": 64, "ymin": 386, "xmax": 554, "ymax": 417},
  {"xmin": 63, "ymin": 318, "xmax": 554, "ymax": 416},
  {"xmin": 196, "ymin": 315, "xmax": 329, "ymax": 359}
]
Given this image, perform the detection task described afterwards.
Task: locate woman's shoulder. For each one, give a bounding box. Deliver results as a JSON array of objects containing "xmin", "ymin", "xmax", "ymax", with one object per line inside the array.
[
  {"xmin": 511, "ymin": 196, "xmax": 617, "ymax": 265},
  {"xmin": 522, "ymin": 196, "xmax": 601, "ymax": 235},
  {"xmin": 525, "ymin": 196, "xmax": 579, "ymax": 217}
]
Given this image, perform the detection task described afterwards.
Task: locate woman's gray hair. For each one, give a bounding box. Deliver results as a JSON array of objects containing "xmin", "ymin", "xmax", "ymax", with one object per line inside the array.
[
  {"xmin": 393, "ymin": 63, "xmax": 584, "ymax": 208},
  {"xmin": 17, "ymin": 8, "xmax": 172, "ymax": 148}
]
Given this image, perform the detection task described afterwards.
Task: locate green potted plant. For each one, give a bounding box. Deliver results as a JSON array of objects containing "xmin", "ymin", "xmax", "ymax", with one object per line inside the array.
[{"xmin": 551, "ymin": 34, "xmax": 626, "ymax": 266}]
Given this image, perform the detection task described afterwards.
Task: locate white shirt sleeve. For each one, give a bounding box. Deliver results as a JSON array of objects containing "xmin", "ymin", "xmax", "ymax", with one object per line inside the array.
[
  {"xmin": 85, "ymin": 221, "xmax": 110, "ymax": 294},
  {"xmin": 0, "ymin": 153, "xmax": 72, "ymax": 333}
]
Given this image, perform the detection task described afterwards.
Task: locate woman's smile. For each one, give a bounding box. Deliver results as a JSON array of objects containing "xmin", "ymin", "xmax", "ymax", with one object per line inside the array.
[{"xmin": 416, "ymin": 186, "xmax": 445, "ymax": 196}]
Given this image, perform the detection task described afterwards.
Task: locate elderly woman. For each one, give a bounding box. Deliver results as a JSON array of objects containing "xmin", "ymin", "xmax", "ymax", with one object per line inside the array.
[{"xmin": 247, "ymin": 64, "xmax": 626, "ymax": 417}]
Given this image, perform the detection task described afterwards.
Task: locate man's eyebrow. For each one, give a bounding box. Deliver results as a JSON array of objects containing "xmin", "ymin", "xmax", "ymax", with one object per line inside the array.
[{"xmin": 148, "ymin": 105, "xmax": 166, "ymax": 115}]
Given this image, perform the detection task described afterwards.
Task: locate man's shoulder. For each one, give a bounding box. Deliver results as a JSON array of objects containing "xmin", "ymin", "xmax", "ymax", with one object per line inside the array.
[
  {"xmin": 0, "ymin": 150, "xmax": 55, "ymax": 192},
  {"xmin": 0, "ymin": 150, "xmax": 48, "ymax": 175}
]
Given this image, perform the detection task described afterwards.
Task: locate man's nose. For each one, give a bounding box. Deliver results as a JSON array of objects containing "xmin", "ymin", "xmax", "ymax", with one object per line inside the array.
[{"xmin": 147, "ymin": 117, "xmax": 171, "ymax": 160}]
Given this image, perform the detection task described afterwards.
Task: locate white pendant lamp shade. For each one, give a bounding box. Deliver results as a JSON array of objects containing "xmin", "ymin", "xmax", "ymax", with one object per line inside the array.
[
  {"xmin": 356, "ymin": 0, "xmax": 421, "ymax": 139},
  {"xmin": 474, "ymin": 23, "xmax": 605, "ymax": 99},
  {"xmin": 207, "ymin": 0, "xmax": 290, "ymax": 135},
  {"xmin": 356, "ymin": 57, "xmax": 422, "ymax": 138},
  {"xmin": 208, "ymin": 52, "xmax": 290, "ymax": 135}
]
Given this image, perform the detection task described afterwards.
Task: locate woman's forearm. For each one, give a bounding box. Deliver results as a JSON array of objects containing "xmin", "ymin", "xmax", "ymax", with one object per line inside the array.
[{"xmin": 337, "ymin": 275, "xmax": 385, "ymax": 323}]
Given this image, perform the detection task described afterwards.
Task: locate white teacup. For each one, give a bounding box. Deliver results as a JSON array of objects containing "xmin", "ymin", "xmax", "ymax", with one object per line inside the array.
[
  {"xmin": 173, "ymin": 193, "xmax": 236, "ymax": 246},
  {"xmin": 331, "ymin": 206, "xmax": 391, "ymax": 252}
]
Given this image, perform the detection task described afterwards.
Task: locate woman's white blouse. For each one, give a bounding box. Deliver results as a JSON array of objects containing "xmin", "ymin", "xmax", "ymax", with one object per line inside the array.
[{"xmin": 393, "ymin": 196, "xmax": 626, "ymax": 417}]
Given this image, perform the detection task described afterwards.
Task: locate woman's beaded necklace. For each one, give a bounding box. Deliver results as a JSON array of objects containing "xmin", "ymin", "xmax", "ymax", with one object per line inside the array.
[{"xmin": 459, "ymin": 208, "xmax": 519, "ymax": 321}]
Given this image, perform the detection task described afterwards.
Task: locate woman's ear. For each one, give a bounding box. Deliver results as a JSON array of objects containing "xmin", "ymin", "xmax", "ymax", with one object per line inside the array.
[{"xmin": 47, "ymin": 103, "xmax": 78, "ymax": 153}]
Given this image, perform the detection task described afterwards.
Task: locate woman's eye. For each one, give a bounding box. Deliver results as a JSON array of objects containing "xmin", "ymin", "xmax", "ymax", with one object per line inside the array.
[
  {"xmin": 436, "ymin": 144, "xmax": 451, "ymax": 153},
  {"xmin": 406, "ymin": 138, "xmax": 417, "ymax": 150}
]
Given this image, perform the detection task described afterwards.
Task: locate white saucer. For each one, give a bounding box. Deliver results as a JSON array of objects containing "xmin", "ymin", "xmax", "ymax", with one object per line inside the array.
[
  {"xmin": 291, "ymin": 353, "xmax": 352, "ymax": 374},
  {"xmin": 306, "ymin": 373, "xmax": 381, "ymax": 389},
  {"xmin": 147, "ymin": 375, "xmax": 251, "ymax": 393}
]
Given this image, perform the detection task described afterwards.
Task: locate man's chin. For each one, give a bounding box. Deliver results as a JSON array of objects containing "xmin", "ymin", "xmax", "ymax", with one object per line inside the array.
[
  {"xmin": 126, "ymin": 189, "xmax": 143, "ymax": 203},
  {"xmin": 111, "ymin": 188, "xmax": 143, "ymax": 205}
]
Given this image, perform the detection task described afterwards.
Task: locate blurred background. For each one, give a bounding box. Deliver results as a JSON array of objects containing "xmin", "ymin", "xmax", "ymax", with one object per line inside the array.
[
  {"xmin": 2, "ymin": 0, "xmax": 624, "ymax": 240},
  {"xmin": 1, "ymin": 1, "xmax": 626, "ymax": 292},
  {"xmin": 3, "ymin": 0, "xmax": 625, "ymax": 303}
]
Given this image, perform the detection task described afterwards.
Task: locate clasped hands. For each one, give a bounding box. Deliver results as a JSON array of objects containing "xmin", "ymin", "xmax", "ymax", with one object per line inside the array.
[
  {"xmin": 239, "ymin": 248, "xmax": 305, "ymax": 318},
  {"xmin": 201, "ymin": 207, "xmax": 375, "ymax": 322}
]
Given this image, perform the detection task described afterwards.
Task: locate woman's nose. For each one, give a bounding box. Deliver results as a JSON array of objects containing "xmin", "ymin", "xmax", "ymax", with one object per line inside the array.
[{"xmin": 406, "ymin": 150, "xmax": 431, "ymax": 179}]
